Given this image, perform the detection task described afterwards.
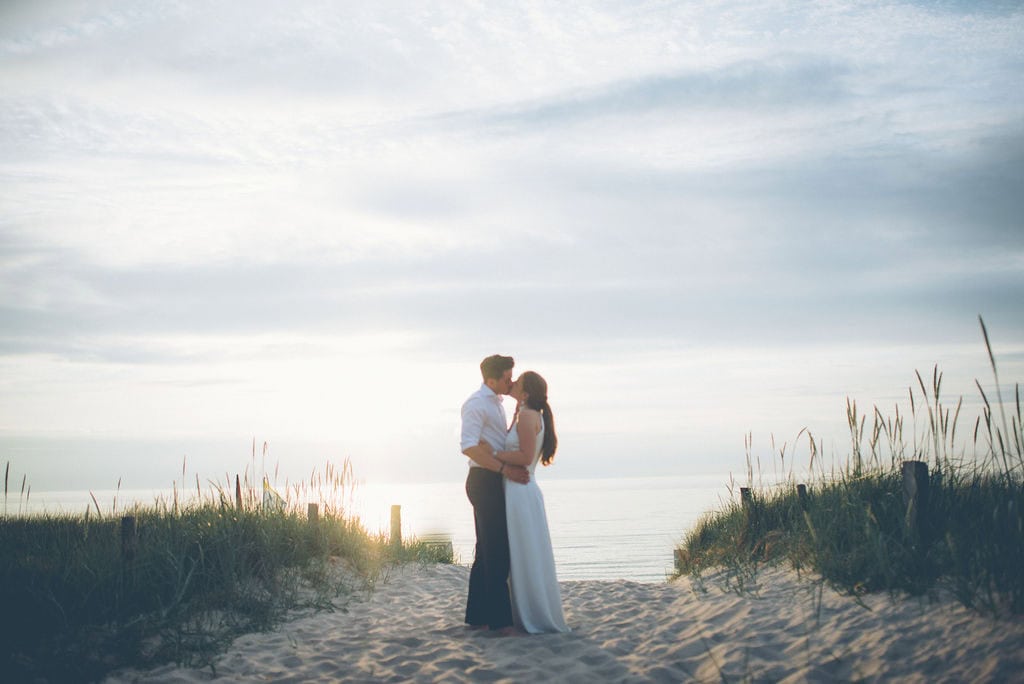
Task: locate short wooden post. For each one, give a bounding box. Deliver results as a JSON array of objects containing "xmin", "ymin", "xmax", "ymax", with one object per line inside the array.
[
  {"xmin": 902, "ymin": 460, "xmax": 929, "ymax": 541},
  {"xmin": 673, "ymin": 547, "xmax": 687, "ymax": 571},
  {"xmin": 739, "ymin": 487, "xmax": 754, "ymax": 542},
  {"xmin": 121, "ymin": 515, "xmax": 136, "ymax": 562},
  {"xmin": 235, "ymin": 475, "xmax": 243, "ymax": 510},
  {"xmin": 796, "ymin": 484, "xmax": 808, "ymax": 510},
  {"xmin": 308, "ymin": 503, "xmax": 319, "ymax": 523},
  {"xmin": 390, "ymin": 505, "xmax": 402, "ymax": 548}
]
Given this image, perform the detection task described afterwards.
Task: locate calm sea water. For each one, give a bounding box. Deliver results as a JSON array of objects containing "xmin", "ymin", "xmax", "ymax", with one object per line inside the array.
[{"xmin": 10, "ymin": 475, "xmax": 737, "ymax": 583}]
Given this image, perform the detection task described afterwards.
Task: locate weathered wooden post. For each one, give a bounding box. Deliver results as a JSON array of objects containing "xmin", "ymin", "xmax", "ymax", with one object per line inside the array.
[
  {"xmin": 390, "ymin": 505, "xmax": 402, "ymax": 548},
  {"xmin": 308, "ymin": 503, "xmax": 319, "ymax": 523},
  {"xmin": 121, "ymin": 515, "xmax": 136, "ymax": 563},
  {"xmin": 235, "ymin": 474, "xmax": 243, "ymax": 510},
  {"xmin": 796, "ymin": 484, "xmax": 808, "ymax": 510},
  {"xmin": 739, "ymin": 487, "xmax": 754, "ymax": 543},
  {"xmin": 673, "ymin": 547, "xmax": 687, "ymax": 572},
  {"xmin": 901, "ymin": 460, "xmax": 929, "ymax": 541}
]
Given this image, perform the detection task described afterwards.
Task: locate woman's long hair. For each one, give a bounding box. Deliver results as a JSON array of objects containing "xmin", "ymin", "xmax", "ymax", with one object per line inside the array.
[{"xmin": 521, "ymin": 371, "xmax": 558, "ymax": 465}]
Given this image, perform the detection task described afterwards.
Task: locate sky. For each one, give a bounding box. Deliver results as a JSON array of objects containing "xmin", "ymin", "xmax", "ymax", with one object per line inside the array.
[{"xmin": 1, "ymin": 1, "xmax": 1022, "ymax": 493}]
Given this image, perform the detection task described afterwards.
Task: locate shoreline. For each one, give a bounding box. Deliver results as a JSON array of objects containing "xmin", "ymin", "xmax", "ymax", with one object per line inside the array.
[
  {"xmin": 106, "ymin": 563, "xmax": 1024, "ymax": 683},
  {"xmin": 8, "ymin": 475, "xmax": 733, "ymax": 583}
]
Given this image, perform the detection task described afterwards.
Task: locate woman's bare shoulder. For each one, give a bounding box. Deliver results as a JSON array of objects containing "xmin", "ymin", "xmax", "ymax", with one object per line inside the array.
[
  {"xmin": 518, "ymin": 407, "xmax": 542, "ymax": 431},
  {"xmin": 519, "ymin": 407, "xmax": 542, "ymax": 420}
]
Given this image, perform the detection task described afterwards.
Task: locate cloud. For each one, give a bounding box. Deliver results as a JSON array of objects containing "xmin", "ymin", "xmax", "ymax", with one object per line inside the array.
[
  {"xmin": 1, "ymin": 1, "xmax": 1023, "ymax": 486},
  {"xmin": 462, "ymin": 55, "xmax": 853, "ymax": 132},
  {"xmin": 2, "ymin": 109, "xmax": 1022, "ymax": 364}
]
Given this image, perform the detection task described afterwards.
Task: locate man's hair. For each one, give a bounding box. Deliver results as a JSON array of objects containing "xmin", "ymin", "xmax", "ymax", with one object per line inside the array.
[{"xmin": 480, "ymin": 354, "xmax": 514, "ymax": 381}]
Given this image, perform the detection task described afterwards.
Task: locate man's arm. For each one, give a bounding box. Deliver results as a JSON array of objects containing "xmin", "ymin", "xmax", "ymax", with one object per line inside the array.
[
  {"xmin": 460, "ymin": 394, "xmax": 529, "ymax": 484},
  {"xmin": 463, "ymin": 443, "xmax": 530, "ymax": 484},
  {"xmin": 460, "ymin": 395, "xmax": 486, "ymax": 454}
]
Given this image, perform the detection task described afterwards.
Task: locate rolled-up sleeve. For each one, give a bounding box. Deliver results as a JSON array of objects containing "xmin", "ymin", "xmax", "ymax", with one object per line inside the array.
[{"xmin": 460, "ymin": 396, "xmax": 485, "ymax": 453}]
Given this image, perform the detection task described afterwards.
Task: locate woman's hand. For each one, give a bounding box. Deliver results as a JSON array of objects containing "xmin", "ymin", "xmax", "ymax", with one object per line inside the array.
[
  {"xmin": 478, "ymin": 438, "xmax": 530, "ymax": 484},
  {"xmin": 503, "ymin": 464, "xmax": 530, "ymax": 485}
]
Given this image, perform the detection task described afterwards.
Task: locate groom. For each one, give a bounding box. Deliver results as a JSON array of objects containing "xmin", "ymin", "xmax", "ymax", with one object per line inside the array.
[{"xmin": 460, "ymin": 354, "xmax": 529, "ymax": 632}]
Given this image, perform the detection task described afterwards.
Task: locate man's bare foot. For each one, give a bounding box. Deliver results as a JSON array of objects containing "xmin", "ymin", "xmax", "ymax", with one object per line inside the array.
[{"xmin": 494, "ymin": 626, "xmax": 525, "ymax": 637}]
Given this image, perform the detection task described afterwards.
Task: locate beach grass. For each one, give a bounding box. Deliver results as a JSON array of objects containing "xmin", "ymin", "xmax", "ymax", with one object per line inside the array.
[
  {"xmin": 0, "ymin": 457, "xmax": 452, "ymax": 682},
  {"xmin": 675, "ymin": 317, "xmax": 1024, "ymax": 616}
]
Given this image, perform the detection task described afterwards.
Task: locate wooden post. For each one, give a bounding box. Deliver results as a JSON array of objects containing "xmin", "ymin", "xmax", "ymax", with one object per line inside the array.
[
  {"xmin": 308, "ymin": 503, "xmax": 319, "ymax": 523},
  {"xmin": 390, "ymin": 505, "xmax": 402, "ymax": 547},
  {"xmin": 797, "ymin": 484, "xmax": 808, "ymax": 510},
  {"xmin": 235, "ymin": 474, "xmax": 243, "ymax": 510},
  {"xmin": 121, "ymin": 515, "xmax": 136, "ymax": 563},
  {"xmin": 739, "ymin": 487, "xmax": 754, "ymax": 542},
  {"xmin": 902, "ymin": 460, "xmax": 929, "ymax": 541}
]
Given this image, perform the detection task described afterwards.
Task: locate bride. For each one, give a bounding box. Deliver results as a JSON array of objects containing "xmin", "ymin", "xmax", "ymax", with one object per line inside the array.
[{"xmin": 485, "ymin": 371, "xmax": 569, "ymax": 634}]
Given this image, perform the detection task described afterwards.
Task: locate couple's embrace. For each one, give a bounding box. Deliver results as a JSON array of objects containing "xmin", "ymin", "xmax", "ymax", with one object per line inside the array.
[{"xmin": 460, "ymin": 354, "xmax": 570, "ymax": 635}]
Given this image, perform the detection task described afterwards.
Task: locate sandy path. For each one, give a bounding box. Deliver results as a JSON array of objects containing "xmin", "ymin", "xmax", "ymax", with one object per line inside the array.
[{"xmin": 106, "ymin": 563, "xmax": 1024, "ymax": 683}]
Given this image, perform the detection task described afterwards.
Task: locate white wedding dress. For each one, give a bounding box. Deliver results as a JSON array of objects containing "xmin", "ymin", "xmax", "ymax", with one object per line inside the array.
[{"xmin": 504, "ymin": 417, "xmax": 570, "ymax": 634}]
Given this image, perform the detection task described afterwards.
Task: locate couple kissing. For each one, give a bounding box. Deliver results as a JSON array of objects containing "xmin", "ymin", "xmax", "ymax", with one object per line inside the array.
[{"xmin": 460, "ymin": 354, "xmax": 570, "ymax": 635}]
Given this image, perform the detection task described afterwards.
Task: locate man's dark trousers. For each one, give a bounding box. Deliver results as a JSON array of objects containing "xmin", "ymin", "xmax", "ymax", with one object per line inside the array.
[{"xmin": 464, "ymin": 467, "xmax": 513, "ymax": 629}]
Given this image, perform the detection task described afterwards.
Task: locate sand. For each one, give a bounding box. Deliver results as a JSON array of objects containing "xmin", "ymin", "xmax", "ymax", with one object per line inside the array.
[{"xmin": 105, "ymin": 563, "xmax": 1024, "ymax": 683}]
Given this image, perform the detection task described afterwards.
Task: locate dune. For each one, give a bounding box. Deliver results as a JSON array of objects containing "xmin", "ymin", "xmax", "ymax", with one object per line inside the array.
[{"xmin": 105, "ymin": 563, "xmax": 1024, "ymax": 683}]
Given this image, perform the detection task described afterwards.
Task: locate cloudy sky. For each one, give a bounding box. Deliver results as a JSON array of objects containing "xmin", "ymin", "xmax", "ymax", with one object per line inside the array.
[{"xmin": 1, "ymin": 1, "xmax": 1022, "ymax": 492}]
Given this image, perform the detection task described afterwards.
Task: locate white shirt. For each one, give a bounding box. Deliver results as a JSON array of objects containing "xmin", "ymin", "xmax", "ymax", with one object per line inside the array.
[{"xmin": 460, "ymin": 383, "xmax": 508, "ymax": 468}]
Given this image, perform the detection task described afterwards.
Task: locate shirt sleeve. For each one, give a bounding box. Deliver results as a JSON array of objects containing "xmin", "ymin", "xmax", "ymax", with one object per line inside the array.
[{"xmin": 460, "ymin": 396, "xmax": 486, "ymax": 453}]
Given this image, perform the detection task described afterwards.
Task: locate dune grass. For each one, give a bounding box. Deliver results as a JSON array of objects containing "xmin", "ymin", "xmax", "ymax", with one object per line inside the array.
[
  {"xmin": 0, "ymin": 457, "xmax": 452, "ymax": 682},
  {"xmin": 676, "ymin": 317, "xmax": 1024, "ymax": 616}
]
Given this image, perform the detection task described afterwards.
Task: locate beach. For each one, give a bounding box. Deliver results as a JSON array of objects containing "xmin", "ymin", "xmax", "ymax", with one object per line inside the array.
[{"xmin": 105, "ymin": 563, "xmax": 1024, "ymax": 683}]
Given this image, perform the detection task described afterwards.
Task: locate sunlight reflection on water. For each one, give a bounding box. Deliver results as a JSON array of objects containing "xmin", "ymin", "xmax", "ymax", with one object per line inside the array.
[{"xmin": 354, "ymin": 475, "xmax": 735, "ymax": 582}]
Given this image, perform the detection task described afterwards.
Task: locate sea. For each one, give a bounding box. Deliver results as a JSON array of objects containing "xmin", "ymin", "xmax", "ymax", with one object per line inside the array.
[{"xmin": 7, "ymin": 475, "xmax": 739, "ymax": 583}]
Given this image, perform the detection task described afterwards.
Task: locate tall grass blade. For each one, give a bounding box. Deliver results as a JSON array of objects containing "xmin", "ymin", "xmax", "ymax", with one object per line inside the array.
[
  {"xmin": 980, "ymin": 314, "xmax": 997, "ymax": 371},
  {"xmin": 979, "ymin": 315, "xmax": 1016, "ymax": 473}
]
